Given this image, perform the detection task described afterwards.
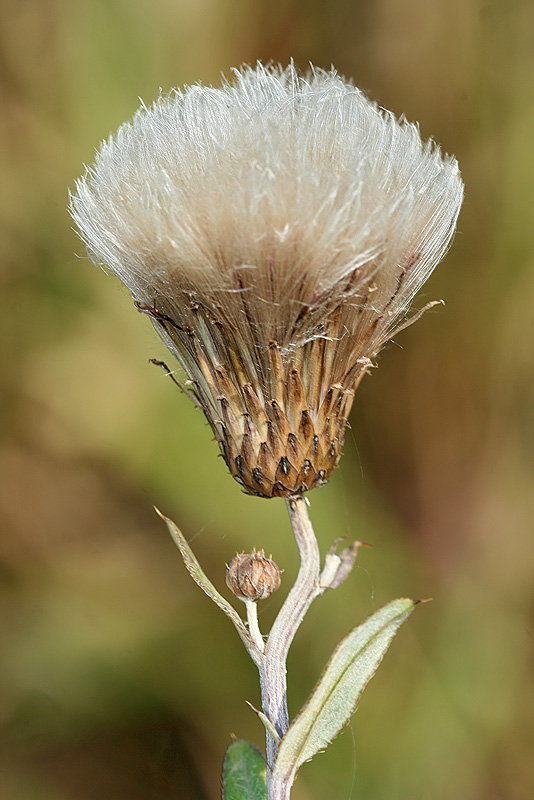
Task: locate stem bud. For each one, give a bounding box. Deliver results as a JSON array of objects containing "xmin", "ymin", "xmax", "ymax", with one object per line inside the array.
[{"xmin": 226, "ymin": 549, "xmax": 281, "ymax": 600}]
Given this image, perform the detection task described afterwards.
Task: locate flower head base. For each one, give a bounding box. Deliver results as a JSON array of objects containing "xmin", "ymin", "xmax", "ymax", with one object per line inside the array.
[{"xmin": 70, "ymin": 63, "xmax": 463, "ymax": 498}]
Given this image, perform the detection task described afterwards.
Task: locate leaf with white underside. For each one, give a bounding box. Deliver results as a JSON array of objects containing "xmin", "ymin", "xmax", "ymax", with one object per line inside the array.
[
  {"xmin": 155, "ymin": 508, "xmax": 262, "ymax": 665},
  {"xmin": 272, "ymin": 598, "xmax": 417, "ymax": 785}
]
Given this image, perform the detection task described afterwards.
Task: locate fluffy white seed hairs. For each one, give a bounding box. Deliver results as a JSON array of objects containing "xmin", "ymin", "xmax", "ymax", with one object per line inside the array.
[{"xmin": 70, "ymin": 62, "xmax": 463, "ymax": 498}]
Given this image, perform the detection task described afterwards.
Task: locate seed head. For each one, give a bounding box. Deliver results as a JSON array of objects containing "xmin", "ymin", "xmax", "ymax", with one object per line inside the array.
[
  {"xmin": 70, "ymin": 62, "xmax": 463, "ymax": 497},
  {"xmin": 226, "ymin": 549, "xmax": 282, "ymax": 601}
]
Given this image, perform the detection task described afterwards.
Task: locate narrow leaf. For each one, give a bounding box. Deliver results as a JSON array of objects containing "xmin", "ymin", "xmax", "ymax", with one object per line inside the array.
[
  {"xmin": 246, "ymin": 701, "xmax": 281, "ymax": 743},
  {"xmin": 273, "ymin": 598, "xmax": 416, "ymax": 785},
  {"xmin": 223, "ymin": 740, "xmax": 267, "ymax": 800},
  {"xmin": 155, "ymin": 508, "xmax": 261, "ymax": 664}
]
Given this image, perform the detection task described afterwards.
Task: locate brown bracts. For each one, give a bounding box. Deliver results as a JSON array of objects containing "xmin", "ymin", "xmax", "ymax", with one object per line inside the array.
[{"xmin": 136, "ymin": 294, "xmax": 372, "ymax": 496}]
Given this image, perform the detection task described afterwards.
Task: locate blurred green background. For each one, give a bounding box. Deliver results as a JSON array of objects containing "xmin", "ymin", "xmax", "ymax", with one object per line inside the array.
[{"xmin": 1, "ymin": 0, "xmax": 533, "ymax": 798}]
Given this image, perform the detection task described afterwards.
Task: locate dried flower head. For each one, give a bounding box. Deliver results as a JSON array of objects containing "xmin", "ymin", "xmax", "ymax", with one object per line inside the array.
[
  {"xmin": 70, "ymin": 62, "xmax": 463, "ymax": 498},
  {"xmin": 226, "ymin": 549, "xmax": 282, "ymax": 600}
]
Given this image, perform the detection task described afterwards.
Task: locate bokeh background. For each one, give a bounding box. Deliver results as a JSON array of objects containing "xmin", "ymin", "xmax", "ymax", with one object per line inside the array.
[{"xmin": 1, "ymin": 0, "xmax": 533, "ymax": 798}]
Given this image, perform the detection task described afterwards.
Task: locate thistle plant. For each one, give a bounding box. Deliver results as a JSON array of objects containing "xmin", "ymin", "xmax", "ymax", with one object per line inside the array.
[{"xmin": 70, "ymin": 63, "xmax": 463, "ymax": 800}]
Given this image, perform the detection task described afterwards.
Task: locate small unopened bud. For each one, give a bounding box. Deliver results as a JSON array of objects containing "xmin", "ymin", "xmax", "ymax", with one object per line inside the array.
[{"xmin": 225, "ymin": 549, "xmax": 281, "ymax": 601}]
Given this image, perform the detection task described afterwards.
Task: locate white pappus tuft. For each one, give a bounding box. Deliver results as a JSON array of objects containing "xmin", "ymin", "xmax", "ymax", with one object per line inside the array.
[{"xmin": 70, "ymin": 62, "xmax": 463, "ymax": 498}]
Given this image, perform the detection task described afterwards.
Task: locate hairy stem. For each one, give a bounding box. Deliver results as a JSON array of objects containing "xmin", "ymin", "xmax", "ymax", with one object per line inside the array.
[
  {"xmin": 259, "ymin": 494, "xmax": 321, "ymax": 789},
  {"xmin": 246, "ymin": 599, "xmax": 265, "ymax": 653}
]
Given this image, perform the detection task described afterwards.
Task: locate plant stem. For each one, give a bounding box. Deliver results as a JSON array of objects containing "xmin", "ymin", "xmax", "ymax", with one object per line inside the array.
[
  {"xmin": 246, "ymin": 599, "xmax": 265, "ymax": 653},
  {"xmin": 259, "ymin": 494, "xmax": 321, "ymax": 795}
]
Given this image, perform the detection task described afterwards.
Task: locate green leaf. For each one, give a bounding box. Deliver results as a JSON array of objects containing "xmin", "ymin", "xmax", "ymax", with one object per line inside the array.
[
  {"xmin": 155, "ymin": 508, "xmax": 262, "ymax": 664},
  {"xmin": 223, "ymin": 740, "xmax": 267, "ymax": 800},
  {"xmin": 272, "ymin": 598, "xmax": 417, "ymax": 786}
]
